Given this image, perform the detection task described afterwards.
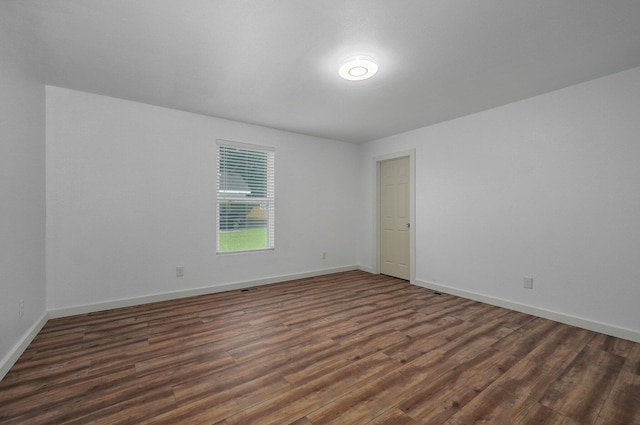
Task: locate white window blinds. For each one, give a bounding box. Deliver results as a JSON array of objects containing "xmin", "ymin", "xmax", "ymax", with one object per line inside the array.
[{"xmin": 216, "ymin": 140, "xmax": 275, "ymax": 253}]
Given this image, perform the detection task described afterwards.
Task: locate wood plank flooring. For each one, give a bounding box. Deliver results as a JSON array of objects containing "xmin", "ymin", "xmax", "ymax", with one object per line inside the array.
[{"xmin": 1, "ymin": 270, "xmax": 639, "ymax": 424}]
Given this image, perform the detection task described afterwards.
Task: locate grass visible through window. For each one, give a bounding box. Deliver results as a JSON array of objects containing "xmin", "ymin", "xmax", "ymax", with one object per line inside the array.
[{"xmin": 218, "ymin": 228, "xmax": 268, "ymax": 252}]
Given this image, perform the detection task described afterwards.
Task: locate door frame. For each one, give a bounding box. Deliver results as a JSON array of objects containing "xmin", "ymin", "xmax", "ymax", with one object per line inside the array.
[{"xmin": 372, "ymin": 149, "xmax": 416, "ymax": 283}]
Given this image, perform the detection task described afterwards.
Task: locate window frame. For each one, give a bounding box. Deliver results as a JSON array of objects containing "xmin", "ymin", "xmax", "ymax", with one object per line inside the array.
[{"xmin": 216, "ymin": 139, "xmax": 275, "ymax": 254}]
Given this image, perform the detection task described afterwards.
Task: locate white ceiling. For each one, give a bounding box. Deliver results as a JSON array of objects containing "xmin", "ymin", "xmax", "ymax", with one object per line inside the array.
[{"xmin": 7, "ymin": 0, "xmax": 640, "ymax": 143}]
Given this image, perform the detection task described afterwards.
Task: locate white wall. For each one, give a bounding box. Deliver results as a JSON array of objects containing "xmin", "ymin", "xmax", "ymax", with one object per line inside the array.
[
  {"xmin": 46, "ymin": 87, "xmax": 359, "ymax": 311},
  {"xmin": 359, "ymin": 66, "xmax": 640, "ymax": 339},
  {"xmin": 0, "ymin": 3, "xmax": 47, "ymax": 376}
]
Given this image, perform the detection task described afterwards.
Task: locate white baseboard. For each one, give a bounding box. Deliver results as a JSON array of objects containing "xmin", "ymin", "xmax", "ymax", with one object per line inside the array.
[
  {"xmin": 414, "ymin": 279, "xmax": 640, "ymax": 343},
  {"xmin": 358, "ymin": 265, "xmax": 374, "ymax": 273},
  {"xmin": 0, "ymin": 311, "xmax": 49, "ymax": 382},
  {"xmin": 48, "ymin": 265, "xmax": 360, "ymax": 319}
]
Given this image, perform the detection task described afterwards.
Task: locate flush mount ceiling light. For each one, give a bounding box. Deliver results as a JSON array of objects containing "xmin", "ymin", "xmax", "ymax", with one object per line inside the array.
[{"xmin": 338, "ymin": 56, "xmax": 378, "ymax": 81}]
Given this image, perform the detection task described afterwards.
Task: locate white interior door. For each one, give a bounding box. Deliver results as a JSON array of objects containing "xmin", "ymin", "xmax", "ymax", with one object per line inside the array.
[{"xmin": 380, "ymin": 156, "xmax": 410, "ymax": 280}]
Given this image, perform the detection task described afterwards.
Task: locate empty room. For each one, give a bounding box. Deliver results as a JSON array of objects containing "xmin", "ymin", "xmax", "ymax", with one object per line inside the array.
[{"xmin": 1, "ymin": 1, "xmax": 640, "ymax": 424}]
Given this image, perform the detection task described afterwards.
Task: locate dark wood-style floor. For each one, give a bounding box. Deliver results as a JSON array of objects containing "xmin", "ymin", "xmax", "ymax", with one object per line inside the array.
[{"xmin": 1, "ymin": 271, "xmax": 639, "ymax": 424}]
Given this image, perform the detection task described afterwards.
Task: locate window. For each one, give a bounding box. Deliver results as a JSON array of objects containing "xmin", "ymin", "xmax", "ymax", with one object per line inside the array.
[{"xmin": 216, "ymin": 140, "xmax": 275, "ymax": 253}]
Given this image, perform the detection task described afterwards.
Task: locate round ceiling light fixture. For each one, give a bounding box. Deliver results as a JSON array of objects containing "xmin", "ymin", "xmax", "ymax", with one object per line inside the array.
[{"xmin": 338, "ymin": 56, "xmax": 378, "ymax": 81}]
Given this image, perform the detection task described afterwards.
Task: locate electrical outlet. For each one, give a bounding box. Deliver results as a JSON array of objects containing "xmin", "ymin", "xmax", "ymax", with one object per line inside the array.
[
  {"xmin": 18, "ymin": 299, "xmax": 24, "ymax": 318},
  {"xmin": 321, "ymin": 252, "xmax": 327, "ymax": 260},
  {"xmin": 523, "ymin": 277, "xmax": 533, "ymax": 289},
  {"xmin": 176, "ymin": 266, "xmax": 184, "ymax": 277}
]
